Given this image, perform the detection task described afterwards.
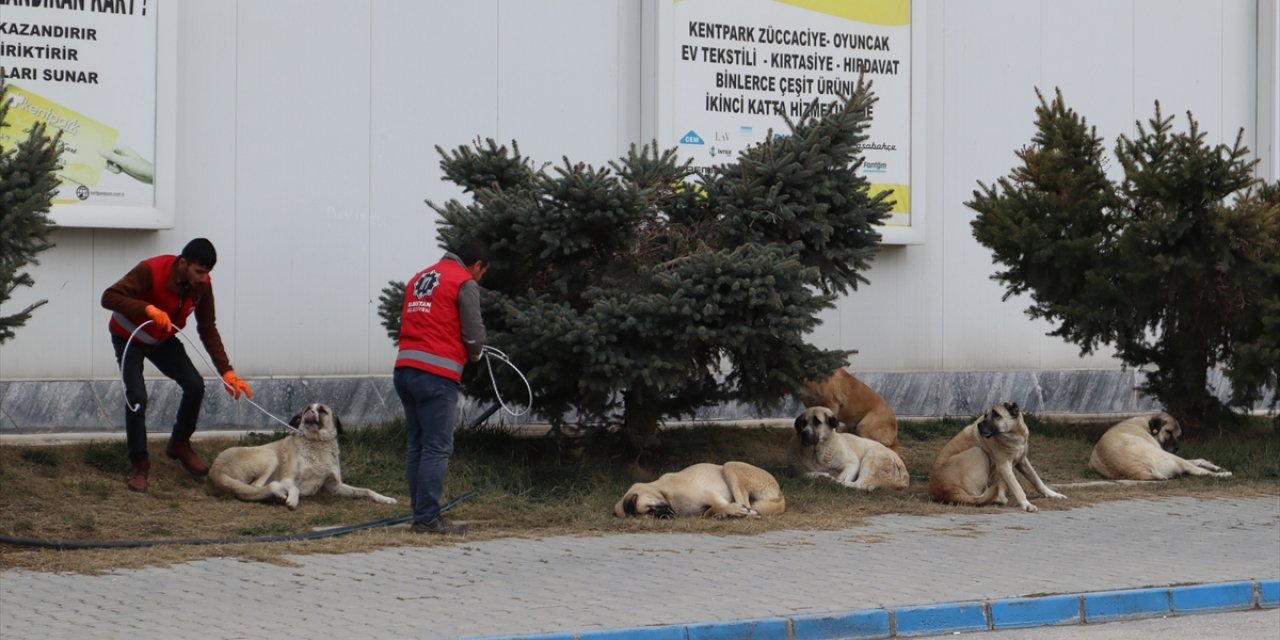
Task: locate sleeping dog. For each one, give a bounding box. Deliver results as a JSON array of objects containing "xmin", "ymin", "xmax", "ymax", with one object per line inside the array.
[{"xmin": 613, "ymin": 461, "xmax": 786, "ymax": 519}]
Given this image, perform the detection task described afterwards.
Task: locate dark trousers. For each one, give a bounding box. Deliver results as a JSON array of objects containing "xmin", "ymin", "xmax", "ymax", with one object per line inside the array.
[
  {"xmin": 111, "ymin": 334, "xmax": 206, "ymax": 463},
  {"xmin": 393, "ymin": 366, "xmax": 460, "ymax": 525}
]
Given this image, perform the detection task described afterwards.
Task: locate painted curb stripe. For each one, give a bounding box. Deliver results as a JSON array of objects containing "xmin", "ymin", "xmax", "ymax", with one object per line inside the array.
[
  {"xmin": 1258, "ymin": 578, "xmax": 1279, "ymax": 607},
  {"xmin": 1083, "ymin": 585, "xmax": 1171, "ymax": 622},
  {"xmin": 1168, "ymin": 580, "xmax": 1256, "ymax": 613},
  {"xmin": 792, "ymin": 609, "xmax": 891, "ymax": 639},
  {"xmin": 894, "ymin": 601, "xmax": 987, "ymax": 637},
  {"xmin": 989, "ymin": 593, "xmax": 1080, "ymax": 629},
  {"xmin": 464, "ymin": 578, "xmax": 1279, "ymax": 640},
  {"xmin": 686, "ymin": 616, "xmax": 789, "ymax": 639}
]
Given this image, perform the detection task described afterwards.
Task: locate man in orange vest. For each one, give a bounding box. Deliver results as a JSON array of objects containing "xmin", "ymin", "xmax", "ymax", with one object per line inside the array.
[
  {"xmin": 102, "ymin": 238, "xmax": 253, "ymax": 492},
  {"xmin": 394, "ymin": 240, "xmax": 489, "ymax": 535}
]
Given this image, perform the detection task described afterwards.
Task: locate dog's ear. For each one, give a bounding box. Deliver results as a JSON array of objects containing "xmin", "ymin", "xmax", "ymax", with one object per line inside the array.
[
  {"xmin": 1004, "ymin": 402, "xmax": 1020, "ymax": 418},
  {"xmin": 333, "ymin": 412, "xmax": 343, "ymax": 435},
  {"xmin": 1148, "ymin": 415, "xmax": 1164, "ymax": 435},
  {"xmin": 622, "ymin": 493, "xmax": 640, "ymax": 516},
  {"xmin": 794, "ymin": 414, "xmax": 806, "ymax": 431},
  {"xmin": 825, "ymin": 413, "xmax": 840, "ymax": 430},
  {"xmin": 289, "ymin": 412, "xmax": 303, "ymax": 428}
]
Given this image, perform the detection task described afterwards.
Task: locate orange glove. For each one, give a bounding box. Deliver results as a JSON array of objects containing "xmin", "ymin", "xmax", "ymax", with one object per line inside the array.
[
  {"xmin": 143, "ymin": 305, "xmax": 173, "ymax": 336},
  {"xmin": 222, "ymin": 370, "xmax": 253, "ymax": 399}
]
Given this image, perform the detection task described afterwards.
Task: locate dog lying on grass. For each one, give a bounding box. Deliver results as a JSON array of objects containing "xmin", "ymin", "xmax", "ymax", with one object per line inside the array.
[
  {"xmin": 1089, "ymin": 412, "xmax": 1231, "ymax": 480},
  {"xmin": 208, "ymin": 403, "xmax": 397, "ymax": 509},
  {"xmin": 788, "ymin": 406, "xmax": 909, "ymax": 491},
  {"xmin": 613, "ymin": 461, "xmax": 786, "ymax": 519},
  {"xmin": 798, "ymin": 368, "xmax": 901, "ymax": 454}
]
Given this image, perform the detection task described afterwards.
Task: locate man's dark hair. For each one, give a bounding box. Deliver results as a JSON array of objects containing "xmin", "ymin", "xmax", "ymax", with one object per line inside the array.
[
  {"xmin": 181, "ymin": 238, "xmax": 218, "ymax": 269},
  {"xmin": 455, "ymin": 240, "xmax": 490, "ymax": 267}
]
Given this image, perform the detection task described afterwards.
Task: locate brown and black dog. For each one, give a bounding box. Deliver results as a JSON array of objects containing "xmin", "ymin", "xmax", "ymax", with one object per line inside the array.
[
  {"xmin": 927, "ymin": 402, "xmax": 1066, "ymax": 512},
  {"xmin": 798, "ymin": 368, "xmax": 900, "ymax": 454},
  {"xmin": 789, "ymin": 406, "xmax": 908, "ymax": 491}
]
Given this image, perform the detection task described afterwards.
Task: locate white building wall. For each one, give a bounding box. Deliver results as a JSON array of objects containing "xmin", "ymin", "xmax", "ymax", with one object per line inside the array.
[
  {"xmin": 827, "ymin": 0, "xmax": 1264, "ymax": 373},
  {"xmin": 0, "ymin": 0, "xmax": 1270, "ymax": 392}
]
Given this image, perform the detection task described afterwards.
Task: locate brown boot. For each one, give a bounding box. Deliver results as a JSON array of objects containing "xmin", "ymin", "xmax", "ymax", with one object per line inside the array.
[
  {"xmin": 166, "ymin": 439, "xmax": 209, "ymax": 476},
  {"xmin": 126, "ymin": 459, "xmax": 150, "ymax": 492}
]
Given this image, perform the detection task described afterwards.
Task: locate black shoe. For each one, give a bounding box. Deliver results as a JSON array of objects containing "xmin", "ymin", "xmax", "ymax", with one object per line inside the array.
[{"xmin": 410, "ymin": 517, "xmax": 468, "ymax": 536}]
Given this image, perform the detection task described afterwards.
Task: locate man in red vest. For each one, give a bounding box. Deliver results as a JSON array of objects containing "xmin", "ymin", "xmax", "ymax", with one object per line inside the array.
[
  {"xmin": 102, "ymin": 238, "xmax": 253, "ymax": 492},
  {"xmin": 394, "ymin": 240, "xmax": 489, "ymax": 535}
]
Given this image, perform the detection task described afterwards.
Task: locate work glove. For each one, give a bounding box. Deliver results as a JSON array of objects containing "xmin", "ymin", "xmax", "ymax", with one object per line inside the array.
[
  {"xmin": 143, "ymin": 305, "xmax": 174, "ymax": 336},
  {"xmin": 222, "ymin": 370, "xmax": 253, "ymax": 399}
]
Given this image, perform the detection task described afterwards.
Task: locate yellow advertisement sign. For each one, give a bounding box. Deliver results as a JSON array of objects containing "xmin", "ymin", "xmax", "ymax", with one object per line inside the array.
[{"xmin": 1, "ymin": 84, "xmax": 119, "ymax": 203}]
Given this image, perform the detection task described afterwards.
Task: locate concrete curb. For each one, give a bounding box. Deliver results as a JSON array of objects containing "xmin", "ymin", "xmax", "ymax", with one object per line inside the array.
[{"xmin": 465, "ymin": 578, "xmax": 1280, "ymax": 640}]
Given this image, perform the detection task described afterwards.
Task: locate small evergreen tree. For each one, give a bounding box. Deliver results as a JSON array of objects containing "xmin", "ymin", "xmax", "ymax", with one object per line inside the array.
[
  {"xmin": 968, "ymin": 89, "xmax": 1280, "ymax": 432},
  {"xmin": 380, "ymin": 84, "xmax": 893, "ymax": 447},
  {"xmin": 0, "ymin": 80, "xmax": 61, "ymax": 343}
]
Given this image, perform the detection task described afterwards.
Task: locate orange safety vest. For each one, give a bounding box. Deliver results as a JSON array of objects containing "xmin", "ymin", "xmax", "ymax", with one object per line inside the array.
[
  {"xmin": 108, "ymin": 255, "xmax": 200, "ymax": 345},
  {"xmin": 395, "ymin": 258, "xmax": 471, "ymax": 381}
]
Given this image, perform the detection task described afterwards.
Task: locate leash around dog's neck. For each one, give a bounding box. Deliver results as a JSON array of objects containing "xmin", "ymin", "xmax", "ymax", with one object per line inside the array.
[
  {"xmin": 119, "ymin": 321, "xmax": 300, "ymax": 434},
  {"xmin": 481, "ymin": 345, "xmax": 532, "ymax": 417}
]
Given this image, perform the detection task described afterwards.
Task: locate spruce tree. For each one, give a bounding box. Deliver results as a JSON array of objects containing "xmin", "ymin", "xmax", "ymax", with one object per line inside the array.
[
  {"xmin": 0, "ymin": 80, "xmax": 61, "ymax": 343},
  {"xmin": 380, "ymin": 84, "xmax": 892, "ymax": 447},
  {"xmin": 969, "ymin": 89, "xmax": 1280, "ymax": 432}
]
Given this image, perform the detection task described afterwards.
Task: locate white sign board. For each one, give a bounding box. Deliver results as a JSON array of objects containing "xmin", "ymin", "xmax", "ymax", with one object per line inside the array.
[
  {"xmin": 1, "ymin": 0, "xmax": 175, "ymax": 228},
  {"xmin": 653, "ymin": 0, "xmax": 919, "ymax": 243}
]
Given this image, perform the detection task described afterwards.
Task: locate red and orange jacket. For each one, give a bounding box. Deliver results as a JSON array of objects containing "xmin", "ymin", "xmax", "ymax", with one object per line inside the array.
[
  {"xmin": 101, "ymin": 254, "xmax": 233, "ymax": 374},
  {"xmin": 395, "ymin": 253, "xmax": 486, "ymax": 381}
]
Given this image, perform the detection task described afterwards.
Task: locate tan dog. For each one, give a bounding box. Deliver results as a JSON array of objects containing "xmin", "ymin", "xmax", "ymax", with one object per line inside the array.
[
  {"xmin": 788, "ymin": 406, "xmax": 908, "ymax": 491},
  {"xmin": 927, "ymin": 402, "xmax": 1065, "ymax": 512},
  {"xmin": 799, "ymin": 368, "xmax": 901, "ymax": 454},
  {"xmin": 208, "ymin": 403, "xmax": 397, "ymax": 509},
  {"xmin": 1089, "ymin": 412, "xmax": 1231, "ymax": 480},
  {"xmin": 613, "ymin": 462, "xmax": 786, "ymax": 519}
]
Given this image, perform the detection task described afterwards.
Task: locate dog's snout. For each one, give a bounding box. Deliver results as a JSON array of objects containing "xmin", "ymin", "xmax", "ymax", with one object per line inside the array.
[
  {"xmin": 302, "ymin": 407, "xmax": 319, "ymax": 423},
  {"xmin": 977, "ymin": 419, "xmax": 998, "ymax": 438},
  {"xmin": 797, "ymin": 423, "xmax": 819, "ymax": 446}
]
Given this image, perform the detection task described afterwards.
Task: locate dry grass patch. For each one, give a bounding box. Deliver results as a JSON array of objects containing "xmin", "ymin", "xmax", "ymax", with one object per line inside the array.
[{"xmin": 2, "ymin": 415, "xmax": 1275, "ymax": 574}]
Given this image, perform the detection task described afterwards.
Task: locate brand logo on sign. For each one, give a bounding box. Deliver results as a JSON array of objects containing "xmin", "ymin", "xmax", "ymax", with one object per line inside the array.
[{"xmin": 680, "ymin": 130, "xmax": 705, "ymax": 145}]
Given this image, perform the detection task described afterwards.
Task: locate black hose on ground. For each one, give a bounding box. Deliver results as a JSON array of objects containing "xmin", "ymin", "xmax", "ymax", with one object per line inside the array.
[{"xmin": 0, "ymin": 488, "xmax": 484, "ymax": 550}]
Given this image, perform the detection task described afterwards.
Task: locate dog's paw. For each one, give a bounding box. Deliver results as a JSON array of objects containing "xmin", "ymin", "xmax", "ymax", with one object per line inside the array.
[
  {"xmin": 267, "ymin": 481, "xmax": 288, "ymax": 500},
  {"xmin": 1212, "ymin": 471, "xmax": 1233, "ymax": 478},
  {"xmin": 1021, "ymin": 503, "xmax": 1039, "ymax": 513},
  {"xmin": 1044, "ymin": 490, "xmax": 1067, "ymax": 500},
  {"xmin": 376, "ymin": 495, "xmax": 397, "ymax": 504}
]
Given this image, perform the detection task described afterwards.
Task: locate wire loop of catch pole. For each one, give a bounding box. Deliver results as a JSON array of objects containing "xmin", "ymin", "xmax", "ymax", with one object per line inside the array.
[{"xmin": 481, "ymin": 345, "xmax": 532, "ymax": 418}]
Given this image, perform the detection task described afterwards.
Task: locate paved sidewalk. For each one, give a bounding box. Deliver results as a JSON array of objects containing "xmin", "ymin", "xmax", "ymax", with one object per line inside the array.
[{"xmin": 1, "ymin": 496, "xmax": 1277, "ymax": 639}]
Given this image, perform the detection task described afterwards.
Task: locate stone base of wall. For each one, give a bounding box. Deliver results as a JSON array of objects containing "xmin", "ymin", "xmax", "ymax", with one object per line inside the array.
[{"xmin": 1, "ymin": 370, "xmax": 1272, "ymax": 434}]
